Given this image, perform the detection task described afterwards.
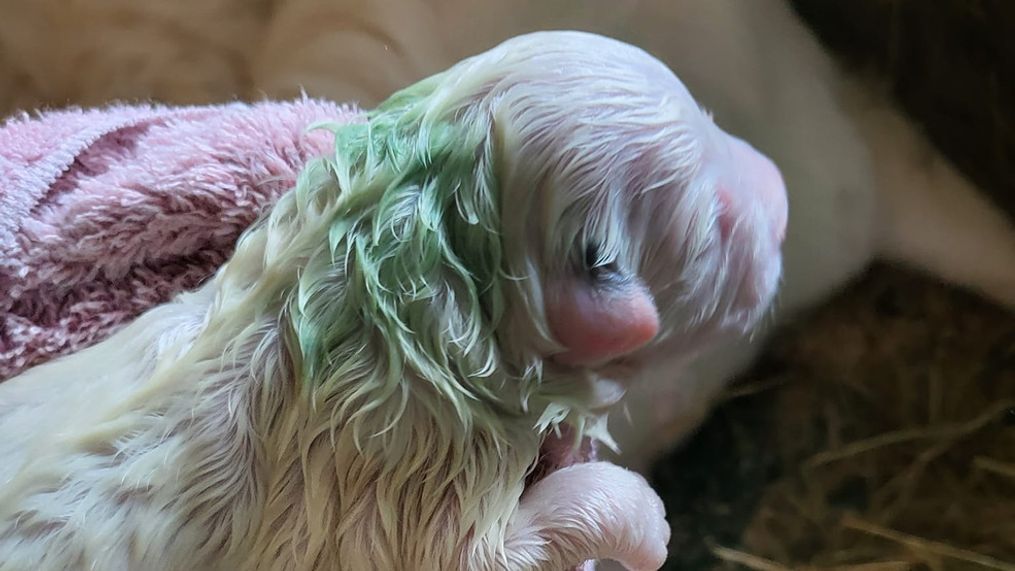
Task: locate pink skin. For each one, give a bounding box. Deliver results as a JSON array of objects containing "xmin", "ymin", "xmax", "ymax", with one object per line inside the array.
[
  {"xmin": 547, "ymin": 279, "xmax": 660, "ymax": 368},
  {"xmin": 505, "ymin": 463, "xmax": 670, "ymax": 571}
]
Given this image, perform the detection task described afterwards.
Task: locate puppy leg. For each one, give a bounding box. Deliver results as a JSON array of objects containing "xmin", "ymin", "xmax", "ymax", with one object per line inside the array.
[
  {"xmin": 502, "ymin": 462, "xmax": 670, "ymax": 571},
  {"xmin": 850, "ymin": 90, "xmax": 1015, "ymax": 309}
]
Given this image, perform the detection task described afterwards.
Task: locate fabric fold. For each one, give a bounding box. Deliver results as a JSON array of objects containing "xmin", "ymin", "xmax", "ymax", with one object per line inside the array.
[{"xmin": 0, "ymin": 98, "xmax": 362, "ymax": 381}]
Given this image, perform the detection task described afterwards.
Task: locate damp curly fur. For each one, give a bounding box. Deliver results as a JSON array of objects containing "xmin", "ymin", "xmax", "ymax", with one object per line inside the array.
[
  {"xmin": 228, "ymin": 78, "xmax": 554, "ymax": 568},
  {"xmin": 0, "ymin": 32, "xmax": 762, "ymax": 570}
]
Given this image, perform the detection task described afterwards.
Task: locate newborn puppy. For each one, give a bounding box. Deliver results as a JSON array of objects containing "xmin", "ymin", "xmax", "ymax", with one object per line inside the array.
[
  {"xmin": 250, "ymin": 0, "xmax": 1015, "ymax": 467},
  {"xmin": 0, "ymin": 32, "xmax": 786, "ymax": 570}
]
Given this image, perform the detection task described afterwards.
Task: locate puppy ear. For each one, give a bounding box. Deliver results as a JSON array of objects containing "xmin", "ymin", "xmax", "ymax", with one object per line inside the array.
[{"xmin": 545, "ymin": 275, "xmax": 659, "ymax": 367}]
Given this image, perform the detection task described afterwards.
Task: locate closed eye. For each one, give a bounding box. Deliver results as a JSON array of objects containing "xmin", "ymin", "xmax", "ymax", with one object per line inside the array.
[{"xmin": 583, "ymin": 242, "xmax": 620, "ymax": 281}]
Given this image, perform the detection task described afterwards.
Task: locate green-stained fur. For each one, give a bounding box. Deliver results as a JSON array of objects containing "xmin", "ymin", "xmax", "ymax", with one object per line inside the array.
[{"xmin": 183, "ymin": 67, "xmax": 607, "ymax": 568}]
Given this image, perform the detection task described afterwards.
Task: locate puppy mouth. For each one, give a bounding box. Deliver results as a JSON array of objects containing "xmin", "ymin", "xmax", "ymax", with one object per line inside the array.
[
  {"xmin": 525, "ymin": 424, "xmax": 598, "ymax": 489},
  {"xmin": 523, "ymin": 375, "xmax": 625, "ymax": 489}
]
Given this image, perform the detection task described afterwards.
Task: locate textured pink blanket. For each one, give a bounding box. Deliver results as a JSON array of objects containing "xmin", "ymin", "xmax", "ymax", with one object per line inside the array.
[{"xmin": 0, "ymin": 99, "xmax": 361, "ymax": 381}]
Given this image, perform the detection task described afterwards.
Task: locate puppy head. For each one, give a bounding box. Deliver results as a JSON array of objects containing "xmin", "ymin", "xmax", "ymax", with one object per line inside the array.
[
  {"xmin": 256, "ymin": 30, "xmax": 786, "ymax": 434},
  {"xmin": 360, "ymin": 31, "xmax": 787, "ymax": 404},
  {"xmin": 480, "ymin": 32, "xmax": 788, "ymax": 380}
]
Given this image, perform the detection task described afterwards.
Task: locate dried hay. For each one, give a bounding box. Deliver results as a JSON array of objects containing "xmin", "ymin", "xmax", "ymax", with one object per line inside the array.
[{"xmin": 656, "ymin": 266, "xmax": 1015, "ymax": 571}]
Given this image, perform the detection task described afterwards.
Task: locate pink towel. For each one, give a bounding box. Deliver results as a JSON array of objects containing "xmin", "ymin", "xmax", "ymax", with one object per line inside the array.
[{"xmin": 0, "ymin": 99, "xmax": 362, "ymax": 381}]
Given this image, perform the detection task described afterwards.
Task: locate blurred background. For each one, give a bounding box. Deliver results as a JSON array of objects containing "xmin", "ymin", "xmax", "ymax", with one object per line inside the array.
[
  {"xmin": 657, "ymin": 2, "xmax": 1015, "ymax": 568},
  {"xmin": 1, "ymin": 1, "xmax": 1012, "ymax": 569}
]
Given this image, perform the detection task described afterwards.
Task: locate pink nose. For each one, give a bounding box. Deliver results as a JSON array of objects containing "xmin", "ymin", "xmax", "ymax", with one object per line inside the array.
[{"xmin": 725, "ymin": 137, "xmax": 788, "ymax": 243}]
